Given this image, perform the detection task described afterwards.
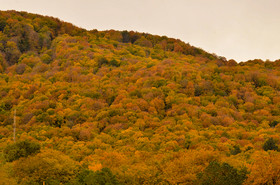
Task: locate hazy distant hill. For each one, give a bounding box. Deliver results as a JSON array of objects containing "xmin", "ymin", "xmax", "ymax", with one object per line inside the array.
[{"xmin": 0, "ymin": 10, "xmax": 280, "ymax": 185}]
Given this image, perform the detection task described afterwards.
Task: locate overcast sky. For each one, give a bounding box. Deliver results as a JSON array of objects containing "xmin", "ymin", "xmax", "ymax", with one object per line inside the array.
[{"xmin": 1, "ymin": 0, "xmax": 280, "ymax": 62}]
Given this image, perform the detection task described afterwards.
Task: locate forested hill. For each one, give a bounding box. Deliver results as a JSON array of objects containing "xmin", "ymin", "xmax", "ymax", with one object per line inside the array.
[
  {"xmin": 0, "ymin": 10, "xmax": 222, "ymax": 67},
  {"xmin": 1, "ymin": 10, "xmax": 280, "ymax": 185}
]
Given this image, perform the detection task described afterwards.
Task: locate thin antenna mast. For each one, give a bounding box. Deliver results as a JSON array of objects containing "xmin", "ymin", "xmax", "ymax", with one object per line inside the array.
[{"xmin": 13, "ymin": 109, "xmax": 16, "ymax": 143}]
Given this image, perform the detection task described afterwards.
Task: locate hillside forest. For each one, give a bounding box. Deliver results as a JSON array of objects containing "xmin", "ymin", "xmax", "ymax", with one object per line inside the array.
[{"xmin": 1, "ymin": 10, "xmax": 280, "ymax": 185}]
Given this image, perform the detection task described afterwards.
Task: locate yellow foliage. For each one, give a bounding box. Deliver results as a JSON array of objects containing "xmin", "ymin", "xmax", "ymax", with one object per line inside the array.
[
  {"xmin": 89, "ymin": 163, "xmax": 103, "ymax": 172},
  {"xmin": 246, "ymin": 151, "xmax": 280, "ymax": 185}
]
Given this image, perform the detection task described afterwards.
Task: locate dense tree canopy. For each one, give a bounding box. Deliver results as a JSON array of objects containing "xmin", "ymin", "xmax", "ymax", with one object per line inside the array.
[
  {"xmin": 4, "ymin": 140, "xmax": 40, "ymax": 162},
  {"xmin": 0, "ymin": 10, "xmax": 280, "ymax": 184}
]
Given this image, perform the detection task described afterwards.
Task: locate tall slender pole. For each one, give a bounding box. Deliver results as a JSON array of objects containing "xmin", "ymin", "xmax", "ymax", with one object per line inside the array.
[{"xmin": 13, "ymin": 109, "xmax": 16, "ymax": 143}]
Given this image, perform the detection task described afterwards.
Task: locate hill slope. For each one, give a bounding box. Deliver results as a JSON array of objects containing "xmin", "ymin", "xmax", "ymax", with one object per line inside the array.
[{"xmin": 1, "ymin": 10, "xmax": 280, "ymax": 184}]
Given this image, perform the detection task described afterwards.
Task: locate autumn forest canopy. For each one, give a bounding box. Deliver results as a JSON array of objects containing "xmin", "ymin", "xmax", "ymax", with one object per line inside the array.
[{"xmin": 1, "ymin": 10, "xmax": 280, "ymax": 185}]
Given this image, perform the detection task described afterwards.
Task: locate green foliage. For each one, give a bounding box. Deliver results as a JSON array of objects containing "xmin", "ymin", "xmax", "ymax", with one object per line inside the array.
[
  {"xmin": 4, "ymin": 140, "xmax": 41, "ymax": 162},
  {"xmin": 245, "ymin": 146, "xmax": 253, "ymax": 151},
  {"xmin": 13, "ymin": 149, "xmax": 79, "ymax": 184},
  {"xmin": 121, "ymin": 31, "xmax": 130, "ymax": 43},
  {"xmin": 269, "ymin": 120, "xmax": 279, "ymax": 128},
  {"xmin": 134, "ymin": 36, "xmax": 153, "ymax": 47},
  {"xmin": 196, "ymin": 161, "xmax": 248, "ymax": 185},
  {"xmin": 194, "ymin": 84, "xmax": 202, "ymax": 96},
  {"xmin": 263, "ymin": 138, "xmax": 278, "ymax": 151},
  {"xmin": 251, "ymin": 72, "xmax": 267, "ymax": 88},
  {"xmin": 40, "ymin": 53, "xmax": 52, "ymax": 64},
  {"xmin": 0, "ymin": 18, "xmax": 6, "ymax": 31},
  {"xmin": 74, "ymin": 168, "xmax": 120, "ymax": 185},
  {"xmin": 5, "ymin": 41, "xmax": 21, "ymax": 65},
  {"xmin": 110, "ymin": 59, "xmax": 120, "ymax": 67},
  {"xmin": 84, "ymin": 168, "xmax": 120, "ymax": 185},
  {"xmin": 18, "ymin": 29, "xmax": 30, "ymax": 52},
  {"xmin": 230, "ymin": 145, "xmax": 241, "ymax": 155},
  {"xmin": 97, "ymin": 57, "xmax": 109, "ymax": 67},
  {"xmin": 0, "ymin": 99, "xmax": 13, "ymax": 111}
]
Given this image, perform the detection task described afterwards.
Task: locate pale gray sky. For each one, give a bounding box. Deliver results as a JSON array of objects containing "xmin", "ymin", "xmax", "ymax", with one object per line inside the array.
[{"xmin": 1, "ymin": 0, "xmax": 280, "ymax": 62}]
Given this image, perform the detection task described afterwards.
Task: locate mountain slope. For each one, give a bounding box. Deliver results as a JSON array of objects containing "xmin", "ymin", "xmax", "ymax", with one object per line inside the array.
[{"xmin": 0, "ymin": 10, "xmax": 280, "ymax": 185}]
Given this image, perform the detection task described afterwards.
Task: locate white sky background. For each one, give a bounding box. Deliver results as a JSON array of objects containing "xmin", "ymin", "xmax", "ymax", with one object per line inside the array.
[{"xmin": 1, "ymin": 0, "xmax": 280, "ymax": 62}]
